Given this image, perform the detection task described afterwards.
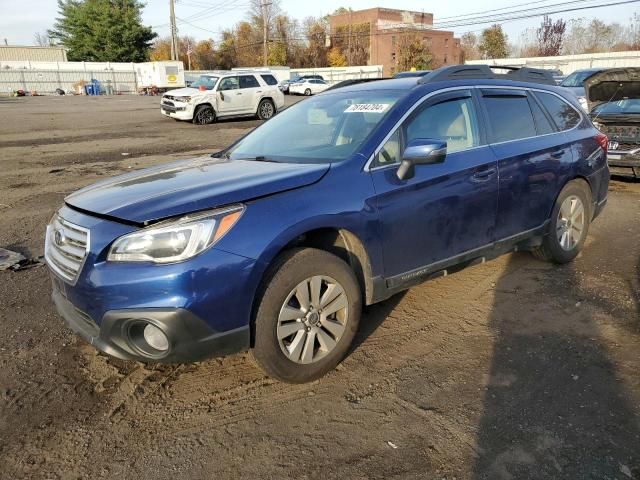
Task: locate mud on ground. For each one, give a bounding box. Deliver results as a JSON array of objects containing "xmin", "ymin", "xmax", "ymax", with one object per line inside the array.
[{"xmin": 0, "ymin": 95, "xmax": 639, "ymax": 480}]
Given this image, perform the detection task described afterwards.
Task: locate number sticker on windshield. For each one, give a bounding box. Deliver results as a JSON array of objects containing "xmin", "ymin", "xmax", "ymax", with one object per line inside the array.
[{"xmin": 345, "ymin": 104, "xmax": 390, "ymax": 113}]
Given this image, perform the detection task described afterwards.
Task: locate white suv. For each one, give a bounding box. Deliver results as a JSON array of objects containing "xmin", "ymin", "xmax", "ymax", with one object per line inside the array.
[{"xmin": 161, "ymin": 71, "xmax": 285, "ymax": 124}]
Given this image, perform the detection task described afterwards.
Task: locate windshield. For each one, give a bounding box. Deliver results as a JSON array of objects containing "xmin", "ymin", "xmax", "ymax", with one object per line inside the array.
[
  {"xmin": 191, "ymin": 76, "xmax": 219, "ymax": 90},
  {"xmin": 592, "ymin": 98, "xmax": 640, "ymax": 115},
  {"xmin": 561, "ymin": 70, "xmax": 600, "ymax": 88},
  {"xmin": 227, "ymin": 90, "xmax": 405, "ymax": 164}
]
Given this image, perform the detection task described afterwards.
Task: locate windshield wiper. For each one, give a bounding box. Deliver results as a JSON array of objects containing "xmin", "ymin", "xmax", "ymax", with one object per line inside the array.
[{"xmin": 233, "ymin": 156, "xmax": 279, "ymax": 163}]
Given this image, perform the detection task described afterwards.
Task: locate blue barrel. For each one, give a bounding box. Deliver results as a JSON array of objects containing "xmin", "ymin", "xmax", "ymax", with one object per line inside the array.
[
  {"xmin": 91, "ymin": 78, "xmax": 101, "ymax": 95},
  {"xmin": 84, "ymin": 84, "xmax": 94, "ymax": 96}
]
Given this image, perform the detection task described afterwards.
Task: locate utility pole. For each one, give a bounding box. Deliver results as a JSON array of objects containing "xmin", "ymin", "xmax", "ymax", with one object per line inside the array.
[
  {"xmin": 261, "ymin": 0, "xmax": 271, "ymax": 66},
  {"xmin": 169, "ymin": 0, "xmax": 178, "ymax": 61},
  {"xmin": 347, "ymin": 10, "xmax": 352, "ymax": 66}
]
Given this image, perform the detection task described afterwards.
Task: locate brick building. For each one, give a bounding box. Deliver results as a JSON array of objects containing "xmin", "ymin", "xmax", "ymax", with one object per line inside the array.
[{"xmin": 328, "ymin": 8, "xmax": 461, "ymax": 76}]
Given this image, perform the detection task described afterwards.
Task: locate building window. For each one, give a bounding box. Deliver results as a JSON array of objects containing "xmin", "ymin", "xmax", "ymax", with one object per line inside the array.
[
  {"xmin": 445, "ymin": 38, "xmax": 449, "ymax": 47},
  {"xmin": 391, "ymin": 35, "xmax": 396, "ymax": 47},
  {"xmin": 444, "ymin": 54, "xmax": 448, "ymax": 64}
]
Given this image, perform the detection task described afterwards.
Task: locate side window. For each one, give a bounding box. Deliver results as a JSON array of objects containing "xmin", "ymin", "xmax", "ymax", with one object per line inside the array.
[
  {"xmin": 529, "ymin": 96, "xmax": 556, "ymax": 135},
  {"xmin": 535, "ymin": 91, "xmax": 581, "ymax": 131},
  {"xmin": 483, "ymin": 93, "xmax": 537, "ymax": 143},
  {"xmin": 375, "ymin": 129, "xmax": 401, "ymax": 166},
  {"xmin": 405, "ymin": 96, "xmax": 479, "ymax": 154},
  {"xmin": 239, "ymin": 75, "xmax": 260, "ymax": 89},
  {"xmin": 218, "ymin": 77, "xmax": 239, "ymax": 91},
  {"xmin": 260, "ymin": 74, "xmax": 278, "ymax": 86}
]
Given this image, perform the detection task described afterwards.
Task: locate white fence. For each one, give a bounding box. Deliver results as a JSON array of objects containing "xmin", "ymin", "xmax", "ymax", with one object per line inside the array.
[
  {"xmin": 0, "ymin": 69, "xmax": 137, "ymax": 94},
  {"xmin": 466, "ymin": 51, "xmax": 640, "ymax": 75}
]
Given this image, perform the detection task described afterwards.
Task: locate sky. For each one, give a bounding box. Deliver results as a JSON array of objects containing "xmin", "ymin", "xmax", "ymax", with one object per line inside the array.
[{"xmin": 0, "ymin": 0, "xmax": 638, "ymax": 48}]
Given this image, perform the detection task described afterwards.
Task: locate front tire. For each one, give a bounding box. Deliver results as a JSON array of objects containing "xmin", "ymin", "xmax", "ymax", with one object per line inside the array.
[
  {"xmin": 252, "ymin": 248, "xmax": 362, "ymax": 383},
  {"xmin": 192, "ymin": 105, "xmax": 215, "ymax": 125},
  {"xmin": 532, "ymin": 180, "xmax": 592, "ymax": 263},
  {"xmin": 257, "ymin": 99, "xmax": 275, "ymax": 120},
  {"xmin": 304, "ymin": 88, "xmax": 312, "ymax": 96}
]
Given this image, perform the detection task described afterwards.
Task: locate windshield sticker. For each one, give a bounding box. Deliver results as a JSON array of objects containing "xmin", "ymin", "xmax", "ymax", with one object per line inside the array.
[{"xmin": 345, "ymin": 103, "xmax": 390, "ymax": 113}]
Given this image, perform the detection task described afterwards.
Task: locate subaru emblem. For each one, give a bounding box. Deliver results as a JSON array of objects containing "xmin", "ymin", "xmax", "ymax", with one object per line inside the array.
[{"xmin": 54, "ymin": 229, "xmax": 67, "ymax": 246}]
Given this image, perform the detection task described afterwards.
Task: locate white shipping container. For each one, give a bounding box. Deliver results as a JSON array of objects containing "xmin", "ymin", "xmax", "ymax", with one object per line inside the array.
[{"xmin": 135, "ymin": 61, "xmax": 185, "ymax": 89}]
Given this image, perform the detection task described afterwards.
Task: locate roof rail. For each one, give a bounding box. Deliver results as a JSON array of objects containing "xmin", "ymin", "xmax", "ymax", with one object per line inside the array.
[{"xmin": 417, "ymin": 65, "xmax": 557, "ymax": 86}]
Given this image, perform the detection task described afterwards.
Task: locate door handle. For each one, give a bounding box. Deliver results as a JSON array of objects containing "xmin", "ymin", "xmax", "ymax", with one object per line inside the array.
[
  {"xmin": 471, "ymin": 168, "xmax": 496, "ymax": 182},
  {"xmin": 236, "ymin": 92, "xmax": 242, "ymax": 95},
  {"xmin": 550, "ymin": 150, "xmax": 565, "ymax": 159}
]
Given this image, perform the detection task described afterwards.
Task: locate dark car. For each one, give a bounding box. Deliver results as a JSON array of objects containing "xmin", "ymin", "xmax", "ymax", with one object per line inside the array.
[
  {"xmin": 393, "ymin": 70, "xmax": 432, "ymax": 78},
  {"xmin": 586, "ymin": 67, "xmax": 640, "ymax": 178},
  {"xmin": 46, "ymin": 65, "xmax": 609, "ymax": 383}
]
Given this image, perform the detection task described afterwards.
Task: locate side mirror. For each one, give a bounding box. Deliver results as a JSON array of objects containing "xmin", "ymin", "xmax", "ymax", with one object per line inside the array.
[{"xmin": 397, "ymin": 139, "xmax": 447, "ymax": 180}]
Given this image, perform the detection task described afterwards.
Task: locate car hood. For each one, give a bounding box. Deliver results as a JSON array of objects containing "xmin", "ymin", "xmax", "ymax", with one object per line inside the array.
[
  {"xmin": 585, "ymin": 68, "xmax": 640, "ymax": 111},
  {"xmin": 164, "ymin": 87, "xmax": 201, "ymax": 97},
  {"xmin": 65, "ymin": 157, "xmax": 329, "ymax": 224}
]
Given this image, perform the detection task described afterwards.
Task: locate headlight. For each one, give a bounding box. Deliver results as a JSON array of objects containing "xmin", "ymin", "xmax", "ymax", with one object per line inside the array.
[
  {"xmin": 577, "ymin": 96, "xmax": 588, "ymax": 111},
  {"xmin": 107, "ymin": 205, "xmax": 244, "ymax": 263}
]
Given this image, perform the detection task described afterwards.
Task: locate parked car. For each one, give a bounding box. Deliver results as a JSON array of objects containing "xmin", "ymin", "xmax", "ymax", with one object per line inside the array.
[
  {"xmin": 289, "ymin": 78, "xmax": 330, "ymax": 96},
  {"xmin": 393, "ymin": 70, "xmax": 432, "ymax": 78},
  {"xmin": 561, "ymin": 68, "xmax": 608, "ymax": 110},
  {"xmin": 586, "ymin": 67, "xmax": 640, "ymax": 179},
  {"xmin": 279, "ymin": 79, "xmax": 298, "ymax": 94},
  {"xmin": 46, "ymin": 65, "xmax": 609, "ymax": 383},
  {"xmin": 161, "ymin": 71, "xmax": 284, "ymax": 124}
]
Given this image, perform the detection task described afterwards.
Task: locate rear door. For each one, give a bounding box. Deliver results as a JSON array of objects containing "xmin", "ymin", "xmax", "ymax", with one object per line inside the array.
[
  {"xmin": 370, "ymin": 89, "xmax": 499, "ymax": 279},
  {"xmin": 479, "ymin": 88, "xmax": 575, "ymax": 241}
]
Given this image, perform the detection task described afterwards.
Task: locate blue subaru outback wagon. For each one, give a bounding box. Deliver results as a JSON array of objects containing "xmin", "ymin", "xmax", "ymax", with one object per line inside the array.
[{"xmin": 46, "ymin": 65, "xmax": 610, "ymax": 383}]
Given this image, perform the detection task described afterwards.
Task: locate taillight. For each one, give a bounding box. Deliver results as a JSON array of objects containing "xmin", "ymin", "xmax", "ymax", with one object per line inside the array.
[{"xmin": 594, "ymin": 132, "xmax": 608, "ymax": 155}]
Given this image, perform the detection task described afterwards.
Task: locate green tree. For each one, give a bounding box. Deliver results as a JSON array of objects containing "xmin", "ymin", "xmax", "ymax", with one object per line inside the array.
[
  {"xmin": 49, "ymin": 0, "xmax": 156, "ymax": 62},
  {"xmin": 479, "ymin": 24, "xmax": 509, "ymax": 59}
]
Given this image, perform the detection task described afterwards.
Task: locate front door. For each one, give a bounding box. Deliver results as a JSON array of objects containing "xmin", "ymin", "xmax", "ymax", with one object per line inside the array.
[
  {"xmin": 216, "ymin": 76, "xmax": 241, "ymax": 115},
  {"xmin": 370, "ymin": 89, "xmax": 499, "ymax": 281}
]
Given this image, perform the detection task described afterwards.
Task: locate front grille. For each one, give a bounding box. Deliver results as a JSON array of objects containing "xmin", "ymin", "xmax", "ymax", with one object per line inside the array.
[
  {"xmin": 45, "ymin": 213, "xmax": 90, "ymax": 284},
  {"xmin": 610, "ymin": 143, "xmax": 640, "ymax": 153}
]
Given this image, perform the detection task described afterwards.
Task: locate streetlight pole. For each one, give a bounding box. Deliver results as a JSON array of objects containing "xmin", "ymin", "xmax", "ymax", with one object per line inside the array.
[{"xmin": 261, "ymin": 0, "xmax": 271, "ymax": 66}]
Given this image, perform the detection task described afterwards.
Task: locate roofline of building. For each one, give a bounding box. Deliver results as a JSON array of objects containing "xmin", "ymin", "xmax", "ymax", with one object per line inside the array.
[
  {"xmin": 0, "ymin": 45, "xmax": 67, "ymax": 51},
  {"xmin": 329, "ymin": 7, "xmax": 434, "ymax": 19}
]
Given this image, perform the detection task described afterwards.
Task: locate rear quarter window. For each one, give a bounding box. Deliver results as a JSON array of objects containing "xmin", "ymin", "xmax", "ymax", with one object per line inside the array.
[
  {"xmin": 260, "ymin": 74, "xmax": 278, "ymax": 86},
  {"xmin": 534, "ymin": 91, "xmax": 581, "ymax": 131},
  {"xmin": 482, "ymin": 93, "xmax": 537, "ymax": 143}
]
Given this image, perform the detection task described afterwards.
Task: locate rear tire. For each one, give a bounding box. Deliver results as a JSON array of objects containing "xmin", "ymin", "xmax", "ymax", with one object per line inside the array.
[
  {"xmin": 252, "ymin": 248, "xmax": 361, "ymax": 383},
  {"xmin": 304, "ymin": 88, "xmax": 312, "ymax": 96},
  {"xmin": 257, "ymin": 99, "xmax": 275, "ymax": 120},
  {"xmin": 532, "ymin": 180, "xmax": 592, "ymax": 263},
  {"xmin": 192, "ymin": 105, "xmax": 215, "ymax": 125}
]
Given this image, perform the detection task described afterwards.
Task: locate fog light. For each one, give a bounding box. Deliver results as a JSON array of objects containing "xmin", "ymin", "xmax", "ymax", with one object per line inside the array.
[{"xmin": 143, "ymin": 324, "xmax": 169, "ymax": 351}]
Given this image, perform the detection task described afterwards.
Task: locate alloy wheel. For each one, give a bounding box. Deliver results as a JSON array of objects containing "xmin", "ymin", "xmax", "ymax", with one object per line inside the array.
[
  {"xmin": 195, "ymin": 107, "xmax": 214, "ymax": 124},
  {"xmin": 556, "ymin": 195, "xmax": 585, "ymax": 251},
  {"xmin": 276, "ymin": 275, "xmax": 348, "ymax": 364},
  {"xmin": 260, "ymin": 101, "xmax": 274, "ymax": 119}
]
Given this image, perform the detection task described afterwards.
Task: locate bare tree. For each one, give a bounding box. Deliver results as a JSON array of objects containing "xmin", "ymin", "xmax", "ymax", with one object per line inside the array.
[
  {"xmin": 536, "ymin": 15, "xmax": 566, "ymax": 56},
  {"xmin": 33, "ymin": 32, "xmax": 52, "ymax": 47}
]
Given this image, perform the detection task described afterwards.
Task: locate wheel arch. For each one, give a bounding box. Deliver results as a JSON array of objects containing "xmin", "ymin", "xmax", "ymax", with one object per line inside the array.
[{"xmin": 248, "ymin": 226, "xmax": 375, "ymax": 347}]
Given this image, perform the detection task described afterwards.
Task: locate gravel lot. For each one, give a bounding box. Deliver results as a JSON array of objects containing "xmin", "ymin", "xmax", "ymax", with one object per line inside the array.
[{"xmin": 0, "ymin": 95, "xmax": 639, "ymax": 480}]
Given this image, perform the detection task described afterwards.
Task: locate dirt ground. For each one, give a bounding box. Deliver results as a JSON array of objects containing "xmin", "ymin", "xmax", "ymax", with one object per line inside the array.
[{"xmin": 0, "ymin": 95, "xmax": 639, "ymax": 480}]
